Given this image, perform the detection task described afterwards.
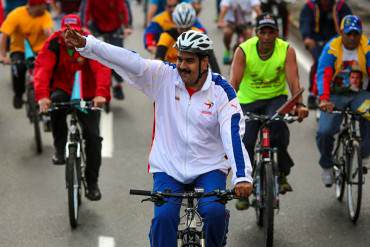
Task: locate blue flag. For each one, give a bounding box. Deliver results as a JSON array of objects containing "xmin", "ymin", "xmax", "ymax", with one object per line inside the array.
[{"xmin": 24, "ymin": 39, "xmax": 35, "ymax": 60}]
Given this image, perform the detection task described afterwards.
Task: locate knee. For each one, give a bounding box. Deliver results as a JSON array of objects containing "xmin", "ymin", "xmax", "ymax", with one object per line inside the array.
[{"xmin": 200, "ymin": 203, "xmax": 226, "ymax": 223}]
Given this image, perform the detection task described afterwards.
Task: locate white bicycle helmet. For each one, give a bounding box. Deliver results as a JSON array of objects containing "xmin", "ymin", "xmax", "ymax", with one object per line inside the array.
[
  {"xmin": 174, "ymin": 30, "xmax": 213, "ymax": 55},
  {"xmin": 172, "ymin": 3, "xmax": 197, "ymax": 29}
]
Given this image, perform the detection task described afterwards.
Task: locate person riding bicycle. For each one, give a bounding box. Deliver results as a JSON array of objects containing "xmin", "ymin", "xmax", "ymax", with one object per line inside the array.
[
  {"xmin": 155, "ymin": 3, "xmax": 220, "ymax": 73},
  {"xmin": 65, "ymin": 28, "xmax": 253, "ymax": 246},
  {"xmin": 0, "ymin": 0, "xmax": 53, "ymax": 109},
  {"xmin": 230, "ymin": 13, "xmax": 309, "ymax": 209},
  {"xmin": 144, "ymin": 0, "xmax": 205, "ymax": 54},
  {"xmin": 316, "ymin": 15, "xmax": 370, "ymax": 187},
  {"xmin": 81, "ymin": 0, "xmax": 132, "ymax": 100},
  {"xmin": 217, "ymin": 0, "xmax": 261, "ymax": 65},
  {"xmin": 299, "ymin": 0, "xmax": 352, "ymax": 109},
  {"xmin": 34, "ymin": 14, "xmax": 111, "ymax": 201}
]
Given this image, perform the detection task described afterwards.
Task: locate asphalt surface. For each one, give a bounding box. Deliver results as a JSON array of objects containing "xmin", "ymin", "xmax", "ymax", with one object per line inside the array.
[{"xmin": 1, "ymin": 1, "xmax": 370, "ymax": 247}]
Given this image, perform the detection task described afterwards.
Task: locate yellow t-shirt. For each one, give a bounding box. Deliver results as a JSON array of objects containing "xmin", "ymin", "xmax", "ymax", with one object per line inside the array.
[{"xmin": 0, "ymin": 6, "xmax": 53, "ymax": 53}]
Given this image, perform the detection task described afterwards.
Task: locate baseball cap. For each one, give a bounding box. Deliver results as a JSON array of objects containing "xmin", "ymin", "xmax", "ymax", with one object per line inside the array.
[
  {"xmin": 256, "ymin": 13, "xmax": 278, "ymax": 30},
  {"xmin": 28, "ymin": 0, "xmax": 47, "ymax": 5},
  {"xmin": 61, "ymin": 14, "xmax": 82, "ymax": 31},
  {"xmin": 341, "ymin": 15, "xmax": 362, "ymax": 34}
]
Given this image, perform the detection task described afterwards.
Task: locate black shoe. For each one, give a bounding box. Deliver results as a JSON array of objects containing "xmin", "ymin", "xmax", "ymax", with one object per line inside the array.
[
  {"xmin": 52, "ymin": 152, "xmax": 65, "ymax": 165},
  {"xmin": 13, "ymin": 95, "xmax": 23, "ymax": 109},
  {"xmin": 113, "ymin": 84, "xmax": 125, "ymax": 100},
  {"xmin": 86, "ymin": 183, "xmax": 102, "ymax": 201},
  {"xmin": 279, "ymin": 175, "xmax": 293, "ymax": 195},
  {"xmin": 307, "ymin": 95, "xmax": 317, "ymax": 110}
]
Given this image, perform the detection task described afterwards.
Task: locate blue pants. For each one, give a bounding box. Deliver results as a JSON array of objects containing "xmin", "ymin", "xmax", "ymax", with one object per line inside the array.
[
  {"xmin": 149, "ymin": 170, "xmax": 228, "ymax": 247},
  {"xmin": 316, "ymin": 91, "xmax": 370, "ymax": 169}
]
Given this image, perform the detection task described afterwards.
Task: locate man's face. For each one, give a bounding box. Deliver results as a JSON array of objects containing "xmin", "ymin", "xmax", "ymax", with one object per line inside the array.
[
  {"xmin": 176, "ymin": 51, "xmax": 207, "ymax": 86},
  {"xmin": 342, "ymin": 31, "xmax": 362, "ymax": 50},
  {"xmin": 349, "ymin": 71, "xmax": 362, "ymax": 89},
  {"xmin": 256, "ymin": 27, "xmax": 278, "ymax": 51},
  {"xmin": 29, "ymin": 4, "xmax": 46, "ymax": 16},
  {"xmin": 166, "ymin": 0, "xmax": 178, "ymax": 14},
  {"xmin": 177, "ymin": 27, "xmax": 190, "ymax": 34}
]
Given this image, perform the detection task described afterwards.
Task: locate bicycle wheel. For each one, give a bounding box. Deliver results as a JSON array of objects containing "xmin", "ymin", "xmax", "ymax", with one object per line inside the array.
[
  {"xmin": 346, "ymin": 141, "xmax": 363, "ymax": 223},
  {"xmin": 28, "ymin": 87, "xmax": 42, "ymax": 154},
  {"xmin": 66, "ymin": 145, "xmax": 82, "ymax": 228},
  {"xmin": 334, "ymin": 138, "xmax": 345, "ymax": 201},
  {"xmin": 255, "ymin": 163, "xmax": 264, "ymax": 227},
  {"xmin": 263, "ymin": 163, "xmax": 275, "ymax": 247}
]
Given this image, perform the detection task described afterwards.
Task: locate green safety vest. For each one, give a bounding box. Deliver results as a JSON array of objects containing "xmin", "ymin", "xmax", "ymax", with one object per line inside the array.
[{"xmin": 238, "ymin": 36, "xmax": 289, "ymax": 104}]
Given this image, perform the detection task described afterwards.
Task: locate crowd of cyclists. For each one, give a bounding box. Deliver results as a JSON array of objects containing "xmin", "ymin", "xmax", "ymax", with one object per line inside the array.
[{"xmin": 0, "ymin": 0, "xmax": 369, "ymax": 246}]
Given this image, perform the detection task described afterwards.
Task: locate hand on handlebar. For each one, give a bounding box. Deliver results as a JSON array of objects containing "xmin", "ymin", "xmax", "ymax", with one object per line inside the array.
[
  {"xmin": 303, "ymin": 38, "xmax": 316, "ymax": 51},
  {"xmin": 294, "ymin": 105, "xmax": 309, "ymax": 122},
  {"xmin": 319, "ymin": 100, "xmax": 335, "ymax": 112},
  {"xmin": 234, "ymin": 182, "xmax": 253, "ymax": 199},
  {"xmin": 0, "ymin": 55, "xmax": 11, "ymax": 65},
  {"xmin": 92, "ymin": 96, "xmax": 106, "ymax": 108},
  {"xmin": 38, "ymin": 98, "xmax": 52, "ymax": 113}
]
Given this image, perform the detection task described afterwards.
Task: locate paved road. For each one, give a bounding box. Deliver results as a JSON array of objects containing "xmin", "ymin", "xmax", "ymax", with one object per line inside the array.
[{"xmin": 0, "ymin": 1, "xmax": 370, "ymax": 247}]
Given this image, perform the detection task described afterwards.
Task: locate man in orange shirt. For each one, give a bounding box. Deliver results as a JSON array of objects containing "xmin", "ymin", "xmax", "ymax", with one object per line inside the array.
[{"xmin": 0, "ymin": 0, "xmax": 53, "ymax": 109}]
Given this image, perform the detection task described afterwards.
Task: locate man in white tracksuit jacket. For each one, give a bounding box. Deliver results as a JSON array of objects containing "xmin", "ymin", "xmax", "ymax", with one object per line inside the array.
[{"xmin": 65, "ymin": 28, "xmax": 253, "ymax": 247}]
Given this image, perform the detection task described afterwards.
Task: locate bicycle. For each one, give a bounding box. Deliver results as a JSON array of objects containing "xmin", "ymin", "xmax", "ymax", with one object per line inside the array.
[
  {"xmin": 49, "ymin": 100, "xmax": 101, "ymax": 228},
  {"xmin": 245, "ymin": 111, "xmax": 298, "ymax": 247},
  {"xmin": 332, "ymin": 107, "xmax": 369, "ymax": 223},
  {"xmin": 130, "ymin": 188, "xmax": 236, "ymax": 246}
]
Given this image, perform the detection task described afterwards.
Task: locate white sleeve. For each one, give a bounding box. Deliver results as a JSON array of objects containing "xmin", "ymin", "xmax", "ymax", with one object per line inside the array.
[
  {"xmin": 251, "ymin": 0, "xmax": 260, "ymax": 7},
  {"xmin": 220, "ymin": 0, "xmax": 231, "ymax": 7},
  {"xmin": 76, "ymin": 35, "xmax": 173, "ymax": 101},
  {"xmin": 218, "ymin": 94, "xmax": 253, "ymax": 186}
]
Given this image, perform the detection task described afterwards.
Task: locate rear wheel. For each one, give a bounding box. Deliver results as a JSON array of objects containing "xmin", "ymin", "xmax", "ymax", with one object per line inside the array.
[
  {"xmin": 66, "ymin": 146, "xmax": 81, "ymax": 228},
  {"xmin": 346, "ymin": 141, "xmax": 363, "ymax": 223}
]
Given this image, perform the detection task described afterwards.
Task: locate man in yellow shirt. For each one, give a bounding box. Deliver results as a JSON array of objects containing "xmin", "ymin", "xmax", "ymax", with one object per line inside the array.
[{"xmin": 0, "ymin": 0, "xmax": 53, "ymax": 109}]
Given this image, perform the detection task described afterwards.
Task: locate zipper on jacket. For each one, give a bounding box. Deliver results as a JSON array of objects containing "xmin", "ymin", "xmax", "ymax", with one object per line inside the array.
[{"xmin": 184, "ymin": 95, "xmax": 191, "ymax": 177}]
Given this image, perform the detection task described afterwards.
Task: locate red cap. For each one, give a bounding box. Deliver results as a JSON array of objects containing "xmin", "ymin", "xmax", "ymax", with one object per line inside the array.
[
  {"xmin": 61, "ymin": 14, "xmax": 82, "ymax": 31},
  {"xmin": 28, "ymin": 0, "xmax": 47, "ymax": 5}
]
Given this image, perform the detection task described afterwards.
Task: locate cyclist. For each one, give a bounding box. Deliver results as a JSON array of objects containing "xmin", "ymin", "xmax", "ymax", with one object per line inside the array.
[
  {"xmin": 34, "ymin": 14, "xmax": 111, "ymax": 201},
  {"xmin": 82, "ymin": 0, "xmax": 132, "ymax": 100},
  {"xmin": 144, "ymin": 0, "xmax": 205, "ymax": 54},
  {"xmin": 299, "ymin": 0, "xmax": 351, "ymax": 109},
  {"xmin": 155, "ymin": 3, "xmax": 220, "ymax": 73},
  {"xmin": 316, "ymin": 15, "xmax": 370, "ymax": 187},
  {"xmin": 230, "ymin": 13, "xmax": 308, "ymax": 208},
  {"xmin": 0, "ymin": 0, "xmax": 53, "ymax": 109},
  {"xmin": 65, "ymin": 28, "xmax": 253, "ymax": 246},
  {"xmin": 217, "ymin": 0, "xmax": 261, "ymax": 65}
]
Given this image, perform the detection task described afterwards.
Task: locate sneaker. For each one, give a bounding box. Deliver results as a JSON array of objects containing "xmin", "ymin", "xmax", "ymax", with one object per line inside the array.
[
  {"xmin": 112, "ymin": 84, "xmax": 125, "ymax": 100},
  {"xmin": 223, "ymin": 50, "xmax": 232, "ymax": 65},
  {"xmin": 86, "ymin": 182, "xmax": 102, "ymax": 201},
  {"xmin": 279, "ymin": 175, "xmax": 293, "ymax": 194},
  {"xmin": 13, "ymin": 95, "xmax": 23, "ymax": 109},
  {"xmin": 235, "ymin": 198, "xmax": 250, "ymax": 210},
  {"xmin": 321, "ymin": 168, "xmax": 334, "ymax": 187},
  {"xmin": 52, "ymin": 152, "xmax": 65, "ymax": 165},
  {"xmin": 307, "ymin": 94, "xmax": 317, "ymax": 110}
]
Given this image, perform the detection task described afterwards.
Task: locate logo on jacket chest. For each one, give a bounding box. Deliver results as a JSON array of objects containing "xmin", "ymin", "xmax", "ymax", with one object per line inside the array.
[{"xmin": 202, "ymin": 100, "xmax": 214, "ymax": 115}]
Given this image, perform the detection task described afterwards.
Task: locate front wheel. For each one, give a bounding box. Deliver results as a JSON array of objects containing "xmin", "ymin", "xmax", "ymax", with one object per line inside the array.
[
  {"xmin": 66, "ymin": 145, "xmax": 82, "ymax": 228},
  {"xmin": 334, "ymin": 139, "xmax": 346, "ymax": 201},
  {"xmin": 263, "ymin": 163, "xmax": 275, "ymax": 247},
  {"xmin": 346, "ymin": 141, "xmax": 363, "ymax": 223},
  {"xmin": 27, "ymin": 86, "xmax": 42, "ymax": 154}
]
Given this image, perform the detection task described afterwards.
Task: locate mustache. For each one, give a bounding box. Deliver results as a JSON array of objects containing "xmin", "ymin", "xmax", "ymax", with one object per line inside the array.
[{"xmin": 178, "ymin": 68, "xmax": 191, "ymax": 74}]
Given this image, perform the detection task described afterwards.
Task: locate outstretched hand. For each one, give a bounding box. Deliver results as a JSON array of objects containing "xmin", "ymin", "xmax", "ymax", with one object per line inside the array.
[{"xmin": 64, "ymin": 25, "xmax": 86, "ymax": 49}]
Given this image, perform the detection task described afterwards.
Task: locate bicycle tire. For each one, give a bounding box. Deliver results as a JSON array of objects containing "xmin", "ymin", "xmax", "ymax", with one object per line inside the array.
[
  {"xmin": 28, "ymin": 87, "xmax": 42, "ymax": 154},
  {"xmin": 264, "ymin": 163, "xmax": 275, "ymax": 247},
  {"xmin": 255, "ymin": 163, "xmax": 264, "ymax": 227},
  {"xmin": 346, "ymin": 141, "xmax": 363, "ymax": 223},
  {"xmin": 66, "ymin": 145, "xmax": 81, "ymax": 229},
  {"xmin": 334, "ymin": 138, "xmax": 345, "ymax": 201}
]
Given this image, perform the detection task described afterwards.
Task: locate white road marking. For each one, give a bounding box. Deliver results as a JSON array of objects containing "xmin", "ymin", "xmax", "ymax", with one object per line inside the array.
[
  {"xmin": 98, "ymin": 236, "xmax": 115, "ymax": 247},
  {"xmin": 100, "ymin": 111, "xmax": 114, "ymax": 158}
]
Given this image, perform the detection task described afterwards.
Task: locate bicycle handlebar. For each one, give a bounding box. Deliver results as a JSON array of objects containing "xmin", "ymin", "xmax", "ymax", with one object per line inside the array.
[
  {"xmin": 48, "ymin": 100, "xmax": 102, "ymax": 112},
  {"xmin": 244, "ymin": 112, "xmax": 299, "ymax": 124},
  {"xmin": 330, "ymin": 107, "xmax": 369, "ymax": 116},
  {"xmin": 130, "ymin": 189, "xmax": 236, "ymax": 200}
]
